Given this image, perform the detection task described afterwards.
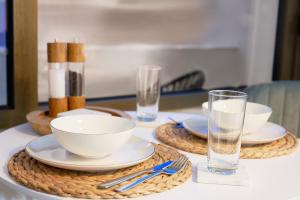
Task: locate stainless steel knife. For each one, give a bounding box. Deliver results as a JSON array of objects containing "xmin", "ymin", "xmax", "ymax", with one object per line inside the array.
[{"xmin": 97, "ymin": 160, "xmax": 173, "ymax": 189}]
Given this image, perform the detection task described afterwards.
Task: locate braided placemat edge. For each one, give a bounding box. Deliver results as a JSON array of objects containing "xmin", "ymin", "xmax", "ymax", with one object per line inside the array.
[
  {"xmin": 156, "ymin": 123, "xmax": 298, "ymax": 159},
  {"xmin": 8, "ymin": 144, "xmax": 192, "ymax": 199}
]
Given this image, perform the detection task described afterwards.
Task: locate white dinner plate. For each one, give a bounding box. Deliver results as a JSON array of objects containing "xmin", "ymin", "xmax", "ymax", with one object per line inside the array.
[
  {"xmin": 183, "ymin": 117, "xmax": 287, "ymax": 145},
  {"xmin": 25, "ymin": 135, "xmax": 155, "ymax": 171}
]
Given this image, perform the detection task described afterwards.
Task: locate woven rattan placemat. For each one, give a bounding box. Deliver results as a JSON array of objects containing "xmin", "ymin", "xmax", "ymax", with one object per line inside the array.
[
  {"xmin": 156, "ymin": 123, "xmax": 298, "ymax": 159},
  {"xmin": 8, "ymin": 144, "xmax": 192, "ymax": 199}
]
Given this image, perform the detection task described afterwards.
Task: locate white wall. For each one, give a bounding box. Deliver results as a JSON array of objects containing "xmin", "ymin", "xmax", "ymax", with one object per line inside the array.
[{"xmin": 37, "ymin": 0, "xmax": 279, "ymax": 101}]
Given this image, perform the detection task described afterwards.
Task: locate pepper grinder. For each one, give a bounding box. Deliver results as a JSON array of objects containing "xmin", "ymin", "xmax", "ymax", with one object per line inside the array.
[
  {"xmin": 67, "ymin": 42, "xmax": 86, "ymax": 110},
  {"xmin": 47, "ymin": 42, "xmax": 68, "ymax": 117}
]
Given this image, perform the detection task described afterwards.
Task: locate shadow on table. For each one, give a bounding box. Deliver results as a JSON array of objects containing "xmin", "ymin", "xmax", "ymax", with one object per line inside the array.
[{"xmin": 13, "ymin": 124, "xmax": 39, "ymax": 137}]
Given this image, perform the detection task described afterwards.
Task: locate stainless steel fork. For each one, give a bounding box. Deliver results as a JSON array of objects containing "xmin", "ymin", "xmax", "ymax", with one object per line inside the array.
[{"xmin": 116, "ymin": 155, "xmax": 189, "ymax": 192}]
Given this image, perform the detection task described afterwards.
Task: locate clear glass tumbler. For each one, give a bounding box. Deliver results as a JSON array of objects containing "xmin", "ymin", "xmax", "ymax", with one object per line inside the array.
[
  {"xmin": 136, "ymin": 66, "xmax": 161, "ymax": 122},
  {"xmin": 207, "ymin": 90, "xmax": 247, "ymax": 175}
]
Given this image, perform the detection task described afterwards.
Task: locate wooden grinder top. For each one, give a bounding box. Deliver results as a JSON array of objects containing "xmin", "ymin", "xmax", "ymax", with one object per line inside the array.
[
  {"xmin": 47, "ymin": 42, "xmax": 67, "ymax": 63},
  {"xmin": 67, "ymin": 42, "xmax": 85, "ymax": 62}
]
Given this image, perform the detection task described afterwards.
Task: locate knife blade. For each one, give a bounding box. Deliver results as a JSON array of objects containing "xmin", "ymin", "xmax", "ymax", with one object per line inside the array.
[
  {"xmin": 153, "ymin": 160, "xmax": 173, "ymax": 171},
  {"xmin": 98, "ymin": 160, "xmax": 173, "ymax": 189}
]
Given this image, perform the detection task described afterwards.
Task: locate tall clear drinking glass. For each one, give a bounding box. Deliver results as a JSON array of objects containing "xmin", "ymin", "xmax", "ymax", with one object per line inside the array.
[
  {"xmin": 136, "ymin": 66, "xmax": 161, "ymax": 122},
  {"xmin": 207, "ymin": 90, "xmax": 247, "ymax": 175}
]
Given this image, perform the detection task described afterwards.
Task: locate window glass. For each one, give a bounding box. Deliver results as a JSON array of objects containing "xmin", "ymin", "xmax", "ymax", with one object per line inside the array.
[{"xmin": 0, "ymin": 0, "xmax": 7, "ymax": 106}]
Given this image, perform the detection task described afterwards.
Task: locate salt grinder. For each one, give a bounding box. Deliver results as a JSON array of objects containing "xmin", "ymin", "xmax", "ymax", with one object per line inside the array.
[
  {"xmin": 67, "ymin": 42, "xmax": 86, "ymax": 110},
  {"xmin": 47, "ymin": 42, "xmax": 68, "ymax": 117}
]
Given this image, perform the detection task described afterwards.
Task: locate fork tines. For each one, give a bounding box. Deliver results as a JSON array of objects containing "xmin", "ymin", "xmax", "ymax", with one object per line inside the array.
[{"xmin": 169, "ymin": 155, "xmax": 188, "ymax": 171}]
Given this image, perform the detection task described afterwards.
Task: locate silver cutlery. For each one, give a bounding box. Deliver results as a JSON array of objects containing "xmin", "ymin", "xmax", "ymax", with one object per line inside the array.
[
  {"xmin": 116, "ymin": 155, "xmax": 188, "ymax": 192},
  {"xmin": 97, "ymin": 160, "xmax": 173, "ymax": 189}
]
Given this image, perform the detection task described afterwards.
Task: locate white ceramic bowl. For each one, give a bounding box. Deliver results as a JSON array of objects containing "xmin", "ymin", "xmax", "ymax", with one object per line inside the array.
[
  {"xmin": 202, "ymin": 101, "xmax": 272, "ymax": 133},
  {"xmin": 50, "ymin": 115, "xmax": 135, "ymax": 158}
]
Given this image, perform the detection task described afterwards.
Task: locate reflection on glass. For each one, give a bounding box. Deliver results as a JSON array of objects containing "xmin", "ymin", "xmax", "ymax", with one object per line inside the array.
[{"xmin": 0, "ymin": 0, "xmax": 7, "ymax": 106}]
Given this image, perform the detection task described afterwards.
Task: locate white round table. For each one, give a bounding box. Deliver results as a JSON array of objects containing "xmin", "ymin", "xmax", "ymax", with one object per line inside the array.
[{"xmin": 1, "ymin": 112, "xmax": 300, "ymax": 200}]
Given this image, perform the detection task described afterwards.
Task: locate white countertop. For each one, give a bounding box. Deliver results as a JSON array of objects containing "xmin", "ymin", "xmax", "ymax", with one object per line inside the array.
[{"xmin": 0, "ymin": 112, "xmax": 300, "ymax": 200}]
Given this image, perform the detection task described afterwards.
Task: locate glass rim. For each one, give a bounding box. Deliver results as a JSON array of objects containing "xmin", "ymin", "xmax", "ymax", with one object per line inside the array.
[
  {"xmin": 208, "ymin": 90, "xmax": 247, "ymax": 98},
  {"xmin": 139, "ymin": 65, "xmax": 162, "ymax": 71}
]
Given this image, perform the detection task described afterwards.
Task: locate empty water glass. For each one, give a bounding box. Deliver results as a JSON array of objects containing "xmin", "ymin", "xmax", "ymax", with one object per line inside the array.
[
  {"xmin": 136, "ymin": 66, "xmax": 161, "ymax": 122},
  {"xmin": 207, "ymin": 90, "xmax": 247, "ymax": 175}
]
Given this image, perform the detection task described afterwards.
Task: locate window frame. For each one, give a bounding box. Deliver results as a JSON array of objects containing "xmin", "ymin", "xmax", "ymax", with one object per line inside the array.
[
  {"xmin": 273, "ymin": 0, "xmax": 300, "ymax": 80},
  {"xmin": 0, "ymin": 0, "xmax": 37, "ymax": 128}
]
